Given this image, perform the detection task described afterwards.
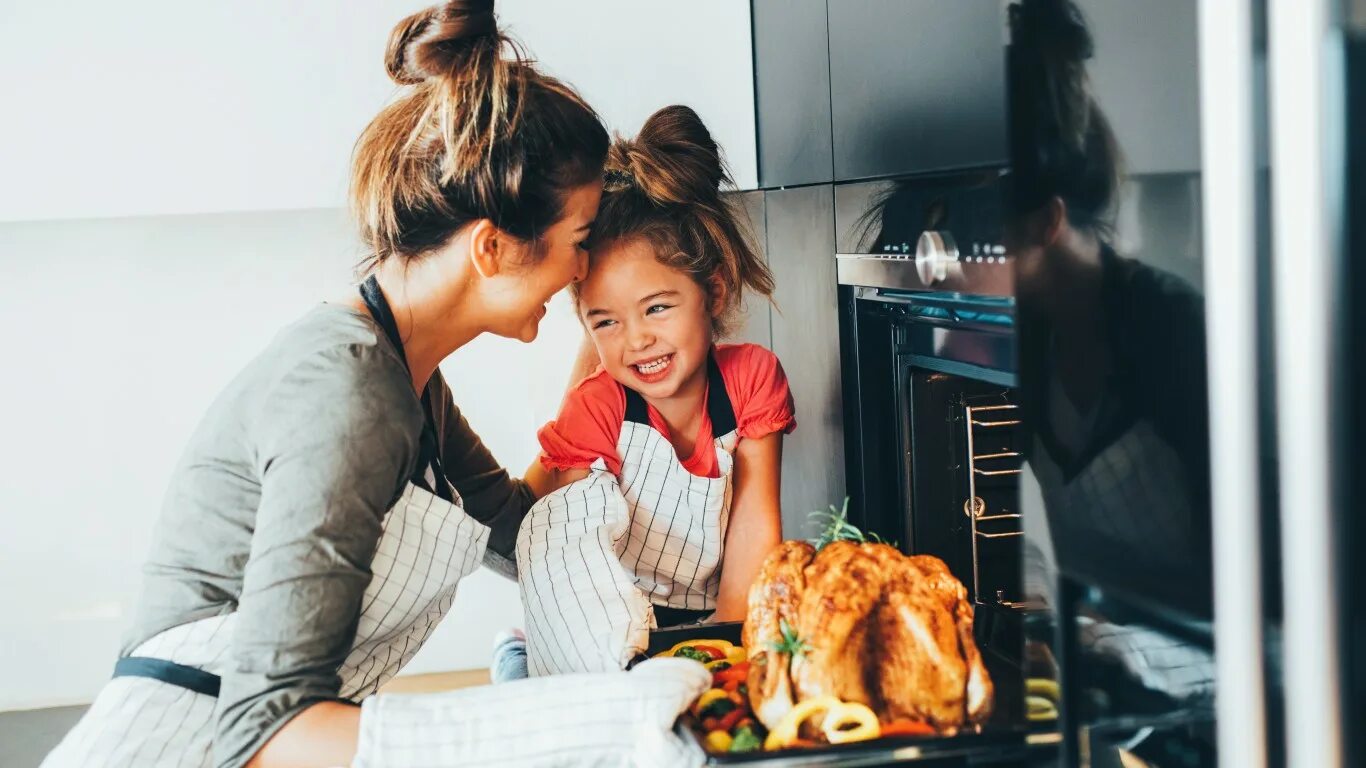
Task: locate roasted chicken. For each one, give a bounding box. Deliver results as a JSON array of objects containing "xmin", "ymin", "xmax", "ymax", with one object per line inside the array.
[{"xmin": 744, "ymin": 540, "xmax": 993, "ymax": 736}]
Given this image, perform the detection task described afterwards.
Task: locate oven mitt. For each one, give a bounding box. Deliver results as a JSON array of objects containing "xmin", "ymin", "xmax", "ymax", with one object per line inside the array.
[
  {"xmin": 516, "ymin": 470, "xmax": 653, "ymax": 675},
  {"xmin": 1077, "ymin": 616, "xmax": 1216, "ymax": 703},
  {"xmin": 352, "ymin": 657, "xmax": 709, "ymax": 768}
]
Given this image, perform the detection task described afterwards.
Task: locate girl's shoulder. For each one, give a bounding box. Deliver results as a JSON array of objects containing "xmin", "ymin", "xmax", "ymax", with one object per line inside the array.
[
  {"xmin": 713, "ymin": 342, "xmax": 782, "ymax": 374},
  {"xmin": 713, "ymin": 344, "xmax": 797, "ymax": 439},
  {"xmin": 537, "ymin": 367, "xmax": 628, "ymax": 473}
]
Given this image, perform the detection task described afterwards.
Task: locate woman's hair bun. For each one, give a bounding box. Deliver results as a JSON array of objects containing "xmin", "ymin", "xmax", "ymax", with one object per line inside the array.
[
  {"xmin": 606, "ymin": 104, "xmax": 728, "ymax": 207},
  {"xmin": 386, "ymin": 0, "xmax": 500, "ymax": 85},
  {"xmin": 1013, "ymin": 0, "xmax": 1093, "ymax": 64}
]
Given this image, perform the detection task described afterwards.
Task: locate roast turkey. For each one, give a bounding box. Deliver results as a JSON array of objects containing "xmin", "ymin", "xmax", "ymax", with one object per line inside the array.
[{"xmin": 744, "ymin": 539, "xmax": 993, "ymax": 735}]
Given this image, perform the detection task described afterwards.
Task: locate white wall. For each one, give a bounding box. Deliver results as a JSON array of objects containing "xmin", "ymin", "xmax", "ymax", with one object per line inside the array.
[
  {"xmin": 0, "ymin": 1, "xmax": 756, "ymax": 223},
  {"xmin": 0, "ymin": 0, "xmax": 758, "ymax": 712},
  {"xmin": 0, "ymin": 209, "xmax": 587, "ymax": 710}
]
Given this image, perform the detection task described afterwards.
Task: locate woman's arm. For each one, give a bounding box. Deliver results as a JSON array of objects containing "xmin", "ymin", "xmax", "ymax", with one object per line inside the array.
[
  {"xmin": 713, "ymin": 432, "xmax": 784, "ymax": 622},
  {"xmin": 223, "ymin": 346, "xmax": 423, "ymax": 768},
  {"xmin": 246, "ymin": 703, "xmax": 360, "ymax": 768}
]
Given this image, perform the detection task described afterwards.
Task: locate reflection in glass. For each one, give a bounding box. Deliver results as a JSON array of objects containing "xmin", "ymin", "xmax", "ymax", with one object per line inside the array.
[{"xmin": 1007, "ymin": 0, "xmax": 1216, "ymax": 764}]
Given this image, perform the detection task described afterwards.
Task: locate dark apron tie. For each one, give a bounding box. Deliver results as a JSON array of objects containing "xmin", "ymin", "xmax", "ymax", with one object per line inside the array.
[{"xmin": 112, "ymin": 657, "xmax": 221, "ymax": 697}]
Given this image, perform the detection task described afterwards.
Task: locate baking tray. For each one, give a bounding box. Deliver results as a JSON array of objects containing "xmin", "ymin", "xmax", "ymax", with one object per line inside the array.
[{"xmin": 648, "ymin": 623, "xmax": 1056, "ymax": 766}]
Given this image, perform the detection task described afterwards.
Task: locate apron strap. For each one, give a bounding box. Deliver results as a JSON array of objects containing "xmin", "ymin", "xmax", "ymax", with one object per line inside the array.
[
  {"xmin": 113, "ymin": 656, "xmax": 221, "ymax": 698},
  {"xmin": 703, "ymin": 355, "xmax": 737, "ymax": 438},
  {"xmin": 621, "ymin": 352, "xmax": 738, "ymax": 437},
  {"xmin": 358, "ymin": 276, "xmax": 453, "ymax": 501}
]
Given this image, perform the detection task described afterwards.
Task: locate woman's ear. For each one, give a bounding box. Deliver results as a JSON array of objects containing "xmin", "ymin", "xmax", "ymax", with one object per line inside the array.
[
  {"xmin": 468, "ymin": 219, "xmax": 503, "ymax": 279},
  {"xmin": 1043, "ymin": 197, "xmax": 1068, "ymax": 247}
]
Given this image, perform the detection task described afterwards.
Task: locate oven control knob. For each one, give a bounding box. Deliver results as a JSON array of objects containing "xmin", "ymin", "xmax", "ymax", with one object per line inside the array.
[{"xmin": 916, "ymin": 230, "xmax": 959, "ymax": 285}]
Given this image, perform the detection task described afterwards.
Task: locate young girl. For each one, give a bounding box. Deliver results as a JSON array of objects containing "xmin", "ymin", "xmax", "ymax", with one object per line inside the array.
[{"xmin": 513, "ymin": 105, "xmax": 795, "ymax": 676}]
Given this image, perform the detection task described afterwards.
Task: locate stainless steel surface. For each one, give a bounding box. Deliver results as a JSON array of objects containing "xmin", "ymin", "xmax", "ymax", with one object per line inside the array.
[
  {"xmin": 966, "ymin": 403, "xmax": 1023, "ymax": 603},
  {"xmin": 837, "ymin": 253, "xmax": 1014, "ymax": 297},
  {"xmin": 1197, "ymin": 0, "xmax": 1269, "ymax": 765},
  {"xmin": 1270, "ymin": 0, "xmax": 1347, "ymax": 762}
]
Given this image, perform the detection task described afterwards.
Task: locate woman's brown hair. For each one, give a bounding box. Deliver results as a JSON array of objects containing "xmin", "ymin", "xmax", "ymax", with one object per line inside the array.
[
  {"xmin": 586, "ymin": 105, "xmax": 775, "ymax": 337},
  {"xmin": 1007, "ymin": 0, "xmax": 1124, "ymax": 238},
  {"xmin": 351, "ymin": 0, "xmax": 608, "ymax": 269}
]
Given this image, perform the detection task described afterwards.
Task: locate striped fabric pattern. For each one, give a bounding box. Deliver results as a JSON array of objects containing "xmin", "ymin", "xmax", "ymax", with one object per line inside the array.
[
  {"xmin": 616, "ymin": 424, "xmax": 736, "ymax": 611},
  {"xmin": 517, "ymin": 425, "xmax": 736, "ymax": 676},
  {"xmin": 352, "ymin": 657, "xmax": 711, "ymax": 768},
  {"xmin": 516, "ymin": 469, "xmax": 654, "ymax": 676},
  {"xmin": 41, "ymin": 481, "xmax": 488, "ymax": 768}
]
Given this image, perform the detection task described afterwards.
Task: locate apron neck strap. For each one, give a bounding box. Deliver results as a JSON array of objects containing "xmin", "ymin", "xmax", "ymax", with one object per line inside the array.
[
  {"xmin": 357, "ymin": 275, "xmax": 454, "ymax": 502},
  {"xmin": 359, "ymin": 275, "xmax": 409, "ymax": 372}
]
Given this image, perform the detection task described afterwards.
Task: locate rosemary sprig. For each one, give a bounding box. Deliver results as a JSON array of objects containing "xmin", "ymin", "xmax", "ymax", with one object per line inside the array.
[
  {"xmin": 768, "ymin": 618, "xmax": 813, "ymax": 657},
  {"xmin": 808, "ymin": 498, "xmax": 889, "ymax": 550}
]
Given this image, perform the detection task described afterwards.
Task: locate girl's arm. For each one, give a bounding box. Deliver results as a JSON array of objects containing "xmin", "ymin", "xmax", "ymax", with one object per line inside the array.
[
  {"xmin": 524, "ymin": 332, "xmax": 600, "ymax": 498},
  {"xmin": 713, "ymin": 432, "xmax": 784, "ymax": 622}
]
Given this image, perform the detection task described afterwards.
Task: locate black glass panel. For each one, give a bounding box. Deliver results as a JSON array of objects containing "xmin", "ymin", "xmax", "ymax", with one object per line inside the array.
[{"xmin": 1006, "ymin": 0, "xmax": 1217, "ymax": 764}]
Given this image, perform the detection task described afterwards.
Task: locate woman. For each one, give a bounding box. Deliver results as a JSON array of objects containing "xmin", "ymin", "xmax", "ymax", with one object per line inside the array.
[{"xmin": 42, "ymin": 3, "xmax": 707, "ymax": 767}]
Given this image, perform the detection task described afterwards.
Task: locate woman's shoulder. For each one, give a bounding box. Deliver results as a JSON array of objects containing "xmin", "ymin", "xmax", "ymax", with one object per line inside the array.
[{"xmin": 220, "ymin": 304, "xmax": 423, "ymax": 441}]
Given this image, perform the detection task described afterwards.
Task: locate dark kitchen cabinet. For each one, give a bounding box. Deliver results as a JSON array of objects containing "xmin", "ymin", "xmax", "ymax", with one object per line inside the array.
[
  {"xmin": 764, "ymin": 184, "xmax": 844, "ymax": 536},
  {"xmin": 827, "ymin": 0, "xmax": 1008, "ymax": 181},
  {"xmin": 729, "ymin": 190, "xmax": 773, "ymax": 348},
  {"xmin": 752, "ymin": 0, "xmax": 835, "ymax": 187}
]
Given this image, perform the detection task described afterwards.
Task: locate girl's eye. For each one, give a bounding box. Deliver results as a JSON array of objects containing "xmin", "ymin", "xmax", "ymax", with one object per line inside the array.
[
  {"xmin": 576, "ymin": 240, "xmax": 590, "ymax": 251},
  {"xmin": 592, "ymin": 318, "xmax": 617, "ymax": 330},
  {"xmin": 646, "ymin": 304, "xmax": 672, "ymax": 315}
]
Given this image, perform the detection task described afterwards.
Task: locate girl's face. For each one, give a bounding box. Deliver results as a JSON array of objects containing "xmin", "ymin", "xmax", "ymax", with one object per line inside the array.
[
  {"xmin": 487, "ymin": 182, "xmax": 602, "ymax": 342},
  {"xmin": 578, "ymin": 237, "xmax": 717, "ymax": 401}
]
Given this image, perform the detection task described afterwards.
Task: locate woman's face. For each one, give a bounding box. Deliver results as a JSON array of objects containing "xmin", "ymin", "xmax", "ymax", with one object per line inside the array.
[
  {"xmin": 577, "ymin": 237, "xmax": 717, "ymax": 402},
  {"xmin": 490, "ymin": 181, "xmax": 603, "ymax": 342}
]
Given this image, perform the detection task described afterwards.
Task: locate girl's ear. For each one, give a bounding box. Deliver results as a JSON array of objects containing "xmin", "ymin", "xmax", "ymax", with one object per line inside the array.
[{"xmin": 706, "ymin": 274, "xmax": 729, "ymax": 318}]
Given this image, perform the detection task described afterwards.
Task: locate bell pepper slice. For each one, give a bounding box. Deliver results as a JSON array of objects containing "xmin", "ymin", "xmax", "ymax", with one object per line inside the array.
[
  {"xmin": 763, "ymin": 695, "xmax": 841, "ymax": 750},
  {"xmin": 822, "ymin": 701, "xmax": 880, "ymax": 744},
  {"xmin": 692, "ymin": 688, "xmax": 729, "ymax": 716}
]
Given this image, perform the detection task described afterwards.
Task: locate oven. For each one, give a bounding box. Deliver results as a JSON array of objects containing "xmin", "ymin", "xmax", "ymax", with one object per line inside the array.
[
  {"xmin": 836, "ymin": 170, "xmax": 1021, "ymax": 612},
  {"xmin": 833, "ymin": 170, "xmax": 1057, "ymax": 761}
]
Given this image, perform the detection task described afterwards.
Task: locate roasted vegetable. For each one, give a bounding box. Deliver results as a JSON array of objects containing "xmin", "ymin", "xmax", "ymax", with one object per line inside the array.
[
  {"xmin": 821, "ymin": 701, "xmax": 880, "ymax": 744},
  {"xmin": 880, "ymin": 720, "xmax": 936, "ymax": 738},
  {"xmin": 763, "ymin": 695, "xmax": 840, "ymax": 750},
  {"xmin": 674, "ymin": 646, "xmax": 714, "ymax": 663},
  {"xmin": 692, "ymin": 689, "xmax": 729, "ymax": 716},
  {"xmin": 705, "ymin": 730, "xmax": 733, "ymax": 752},
  {"xmin": 730, "ymin": 724, "xmax": 763, "ymax": 753}
]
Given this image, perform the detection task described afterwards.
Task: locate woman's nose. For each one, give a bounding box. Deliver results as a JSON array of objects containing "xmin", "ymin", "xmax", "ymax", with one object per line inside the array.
[{"xmin": 571, "ymin": 250, "xmax": 589, "ymax": 284}]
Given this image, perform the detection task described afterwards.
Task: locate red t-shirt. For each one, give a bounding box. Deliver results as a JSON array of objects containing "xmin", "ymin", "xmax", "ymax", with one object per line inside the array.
[{"xmin": 538, "ymin": 344, "xmax": 797, "ymax": 479}]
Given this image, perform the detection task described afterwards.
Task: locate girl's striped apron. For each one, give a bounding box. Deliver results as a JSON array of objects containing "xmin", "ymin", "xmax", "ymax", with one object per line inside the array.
[
  {"xmin": 42, "ymin": 276, "xmax": 497, "ymax": 767},
  {"xmin": 517, "ymin": 358, "xmax": 738, "ymax": 675}
]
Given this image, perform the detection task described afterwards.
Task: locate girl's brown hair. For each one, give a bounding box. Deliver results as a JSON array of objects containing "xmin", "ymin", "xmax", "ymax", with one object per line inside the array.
[
  {"xmin": 351, "ymin": 0, "xmax": 609, "ymax": 269},
  {"xmin": 587, "ymin": 105, "xmax": 775, "ymax": 337}
]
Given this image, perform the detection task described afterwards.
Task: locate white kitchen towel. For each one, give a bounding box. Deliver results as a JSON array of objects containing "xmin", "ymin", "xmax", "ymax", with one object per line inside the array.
[
  {"xmin": 352, "ymin": 657, "xmax": 710, "ymax": 767},
  {"xmin": 516, "ymin": 471, "xmax": 654, "ymax": 675}
]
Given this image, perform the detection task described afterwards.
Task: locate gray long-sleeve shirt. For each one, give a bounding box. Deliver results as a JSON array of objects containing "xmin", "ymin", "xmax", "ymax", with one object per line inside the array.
[{"xmin": 120, "ymin": 303, "xmax": 535, "ymax": 768}]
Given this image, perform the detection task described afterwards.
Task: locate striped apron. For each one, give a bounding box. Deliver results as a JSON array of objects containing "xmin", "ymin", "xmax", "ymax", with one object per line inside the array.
[
  {"xmin": 517, "ymin": 359, "xmax": 737, "ymax": 675},
  {"xmin": 42, "ymin": 276, "xmax": 497, "ymax": 767}
]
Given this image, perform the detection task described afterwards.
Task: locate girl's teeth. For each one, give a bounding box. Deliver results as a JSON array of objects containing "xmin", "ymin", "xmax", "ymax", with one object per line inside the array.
[{"xmin": 636, "ymin": 356, "xmax": 669, "ymax": 373}]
